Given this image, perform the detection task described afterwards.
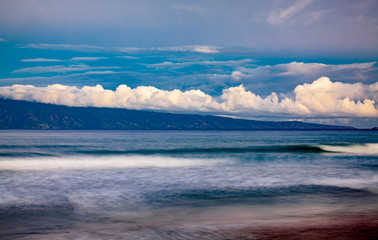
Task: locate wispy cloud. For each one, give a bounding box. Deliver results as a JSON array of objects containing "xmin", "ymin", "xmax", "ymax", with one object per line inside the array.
[
  {"xmin": 351, "ymin": 0, "xmax": 377, "ymax": 10},
  {"xmin": 0, "ymin": 71, "xmax": 121, "ymax": 83},
  {"xmin": 20, "ymin": 44, "xmax": 221, "ymax": 54},
  {"xmin": 122, "ymin": 45, "xmax": 220, "ymax": 54},
  {"xmin": 12, "ymin": 65, "xmax": 121, "ymax": 74},
  {"xmin": 0, "ymin": 77, "xmax": 376, "ymax": 118},
  {"xmin": 0, "ymin": 76, "xmax": 50, "ymax": 82},
  {"xmin": 21, "ymin": 57, "xmax": 109, "ymax": 63},
  {"xmin": 0, "ymin": 37, "xmax": 7, "ymax": 42},
  {"xmin": 305, "ymin": 10, "xmax": 327, "ymax": 25},
  {"xmin": 236, "ymin": 61, "xmax": 377, "ymax": 79},
  {"xmin": 73, "ymin": 71, "xmax": 118, "ymax": 76},
  {"xmin": 148, "ymin": 59, "xmax": 255, "ymax": 69},
  {"xmin": 268, "ymin": 0, "xmax": 314, "ymax": 25},
  {"xmin": 19, "ymin": 44, "xmax": 107, "ymax": 52},
  {"xmin": 171, "ymin": 4, "xmax": 206, "ymax": 14},
  {"xmin": 70, "ymin": 57, "xmax": 108, "ymax": 61},
  {"xmin": 168, "ymin": 46, "xmax": 219, "ymax": 54},
  {"xmin": 21, "ymin": 58, "xmax": 63, "ymax": 62},
  {"xmin": 116, "ymin": 56, "xmax": 139, "ymax": 60},
  {"xmin": 278, "ymin": 61, "xmax": 376, "ymax": 76},
  {"xmin": 347, "ymin": 15, "xmax": 378, "ymax": 26}
]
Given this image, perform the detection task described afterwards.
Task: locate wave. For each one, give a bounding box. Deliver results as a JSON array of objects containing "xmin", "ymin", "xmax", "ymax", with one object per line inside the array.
[
  {"xmin": 148, "ymin": 185, "xmax": 375, "ymax": 206},
  {"xmin": 1, "ymin": 144, "xmax": 376, "ymax": 158},
  {"xmin": 76, "ymin": 143, "xmax": 378, "ymax": 155},
  {"xmin": 75, "ymin": 145, "xmax": 327, "ymax": 155},
  {"xmin": 318, "ymin": 143, "xmax": 378, "ymax": 155},
  {"xmin": 0, "ymin": 156, "xmax": 226, "ymax": 171}
]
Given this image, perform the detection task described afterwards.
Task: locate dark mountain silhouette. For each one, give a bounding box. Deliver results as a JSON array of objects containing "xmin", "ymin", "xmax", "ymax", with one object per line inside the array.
[{"xmin": 0, "ymin": 98, "xmax": 355, "ymax": 130}]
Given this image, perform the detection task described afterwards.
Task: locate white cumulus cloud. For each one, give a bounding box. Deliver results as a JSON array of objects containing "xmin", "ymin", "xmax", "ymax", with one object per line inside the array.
[{"xmin": 0, "ymin": 77, "xmax": 377, "ymax": 118}]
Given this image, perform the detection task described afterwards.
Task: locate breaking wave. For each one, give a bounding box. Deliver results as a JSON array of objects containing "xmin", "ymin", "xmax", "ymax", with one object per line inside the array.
[
  {"xmin": 73, "ymin": 143, "xmax": 378, "ymax": 155},
  {"xmin": 1, "ymin": 143, "xmax": 377, "ymax": 157},
  {"xmin": 318, "ymin": 143, "xmax": 378, "ymax": 155},
  {"xmin": 0, "ymin": 156, "xmax": 226, "ymax": 171}
]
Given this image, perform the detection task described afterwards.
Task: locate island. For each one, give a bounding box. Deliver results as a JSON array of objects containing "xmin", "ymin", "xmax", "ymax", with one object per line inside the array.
[{"xmin": 0, "ymin": 98, "xmax": 356, "ymax": 130}]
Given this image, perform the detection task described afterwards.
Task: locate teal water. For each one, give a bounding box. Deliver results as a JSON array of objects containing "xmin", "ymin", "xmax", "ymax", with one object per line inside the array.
[{"xmin": 0, "ymin": 130, "xmax": 377, "ymax": 239}]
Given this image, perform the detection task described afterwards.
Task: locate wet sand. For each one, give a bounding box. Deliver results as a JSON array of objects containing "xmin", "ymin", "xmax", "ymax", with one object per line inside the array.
[
  {"xmin": 218, "ymin": 214, "xmax": 378, "ymax": 240},
  {"xmin": 8, "ymin": 209, "xmax": 377, "ymax": 240}
]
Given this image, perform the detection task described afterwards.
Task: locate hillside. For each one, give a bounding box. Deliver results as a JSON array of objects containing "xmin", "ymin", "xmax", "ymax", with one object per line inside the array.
[{"xmin": 0, "ymin": 99, "xmax": 355, "ymax": 130}]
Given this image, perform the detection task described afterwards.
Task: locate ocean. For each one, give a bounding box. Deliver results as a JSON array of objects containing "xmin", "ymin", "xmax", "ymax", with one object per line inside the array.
[{"xmin": 0, "ymin": 130, "xmax": 377, "ymax": 239}]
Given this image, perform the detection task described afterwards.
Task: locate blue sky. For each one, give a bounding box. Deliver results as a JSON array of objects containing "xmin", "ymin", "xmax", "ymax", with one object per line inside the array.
[{"xmin": 0, "ymin": 0, "xmax": 377, "ymax": 128}]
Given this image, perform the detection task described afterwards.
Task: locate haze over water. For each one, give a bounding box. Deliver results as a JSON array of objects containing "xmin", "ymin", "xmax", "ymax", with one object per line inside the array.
[{"xmin": 1, "ymin": 130, "xmax": 377, "ymax": 239}]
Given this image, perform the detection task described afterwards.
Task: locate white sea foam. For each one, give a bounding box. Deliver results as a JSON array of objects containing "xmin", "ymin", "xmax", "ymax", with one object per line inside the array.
[
  {"xmin": 0, "ymin": 155, "xmax": 226, "ymax": 171},
  {"xmin": 312, "ymin": 176, "xmax": 378, "ymax": 194},
  {"xmin": 319, "ymin": 143, "xmax": 378, "ymax": 155}
]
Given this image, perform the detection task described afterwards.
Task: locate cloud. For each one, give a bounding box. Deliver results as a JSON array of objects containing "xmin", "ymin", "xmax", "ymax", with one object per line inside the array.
[
  {"xmin": 347, "ymin": 15, "xmax": 378, "ymax": 26},
  {"xmin": 268, "ymin": 0, "xmax": 314, "ymax": 24},
  {"xmin": 3, "ymin": 1, "xmax": 378, "ymax": 57},
  {"xmin": 79, "ymin": 71, "xmax": 117, "ymax": 75},
  {"xmin": 0, "ymin": 84, "xmax": 218, "ymax": 112},
  {"xmin": 116, "ymin": 56, "xmax": 139, "ymax": 60},
  {"xmin": 0, "ymin": 77, "xmax": 376, "ymax": 118},
  {"xmin": 0, "ymin": 37, "xmax": 7, "ymax": 42},
  {"xmin": 305, "ymin": 10, "xmax": 327, "ymax": 25},
  {"xmin": 278, "ymin": 61, "xmax": 376, "ymax": 76},
  {"xmin": 20, "ymin": 43, "xmax": 221, "ymax": 54},
  {"xmin": 148, "ymin": 59, "xmax": 254, "ymax": 69},
  {"xmin": 0, "ymin": 71, "xmax": 122, "ymax": 85},
  {"xmin": 293, "ymin": 77, "xmax": 378, "ymax": 116},
  {"xmin": 19, "ymin": 44, "xmax": 107, "ymax": 52},
  {"xmin": 21, "ymin": 58, "xmax": 63, "ymax": 62},
  {"xmin": 70, "ymin": 57, "xmax": 108, "ymax": 61},
  {"xmin": 153, "ymin": 46, "xmax": 220, "ymax": 54},
  {"xmin": 0, "ymin": 76, "xmax": 49, "ymax": 82},
  {"xmin": 189, "ymin": 46, "xmax": 219, "ymax": 54},
  {"xmin": 12, "ymin": 65, "xmax": 120, "ymax": 74},
  {"xmin": 231, "ymin": 71, "xmax": 245, "ymax": 80},
  {"xmin": 21, "ymin": 57, "xmax": 108, "ymax": 63},
  {"xmin": 171, "ymin": 4, "xmax": 206, "ymax": 14},
  {"xmin": 236, "ymin": 61, "xmax": 377, "ymax": 83}
]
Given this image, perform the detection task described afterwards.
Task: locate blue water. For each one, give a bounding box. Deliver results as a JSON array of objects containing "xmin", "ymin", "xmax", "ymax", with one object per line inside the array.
[{"xmin": 0, "ymin": 130, "xmax": 377, "ymax": 239}]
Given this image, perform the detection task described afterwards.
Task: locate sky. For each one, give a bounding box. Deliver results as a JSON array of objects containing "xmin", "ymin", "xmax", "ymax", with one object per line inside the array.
[{"xmin": 0, "ymin": 0, "xmax": 377, "ymax": 128}]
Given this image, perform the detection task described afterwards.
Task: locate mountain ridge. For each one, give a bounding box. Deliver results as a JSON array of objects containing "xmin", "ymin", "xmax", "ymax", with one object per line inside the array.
[{"xmin": 0, "ymin": 98, "xmax": 356, "ymax": 130}]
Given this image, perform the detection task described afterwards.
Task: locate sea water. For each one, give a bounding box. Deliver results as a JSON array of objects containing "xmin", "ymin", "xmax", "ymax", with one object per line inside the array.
[{"xmin": 0, "ymin": 130, "xmax": 377, "ymax": 239}]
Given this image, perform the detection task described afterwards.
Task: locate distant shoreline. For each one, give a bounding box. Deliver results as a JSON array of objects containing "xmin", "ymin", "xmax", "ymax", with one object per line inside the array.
[{"xmin": 0, "ymin": 99, "xmax": 358, "ymax": 130}]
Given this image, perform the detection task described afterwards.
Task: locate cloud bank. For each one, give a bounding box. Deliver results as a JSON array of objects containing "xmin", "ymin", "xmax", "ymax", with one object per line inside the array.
[{"xmin": 0, "ymin": 77, "xmax": 377, "ymax": 118}]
